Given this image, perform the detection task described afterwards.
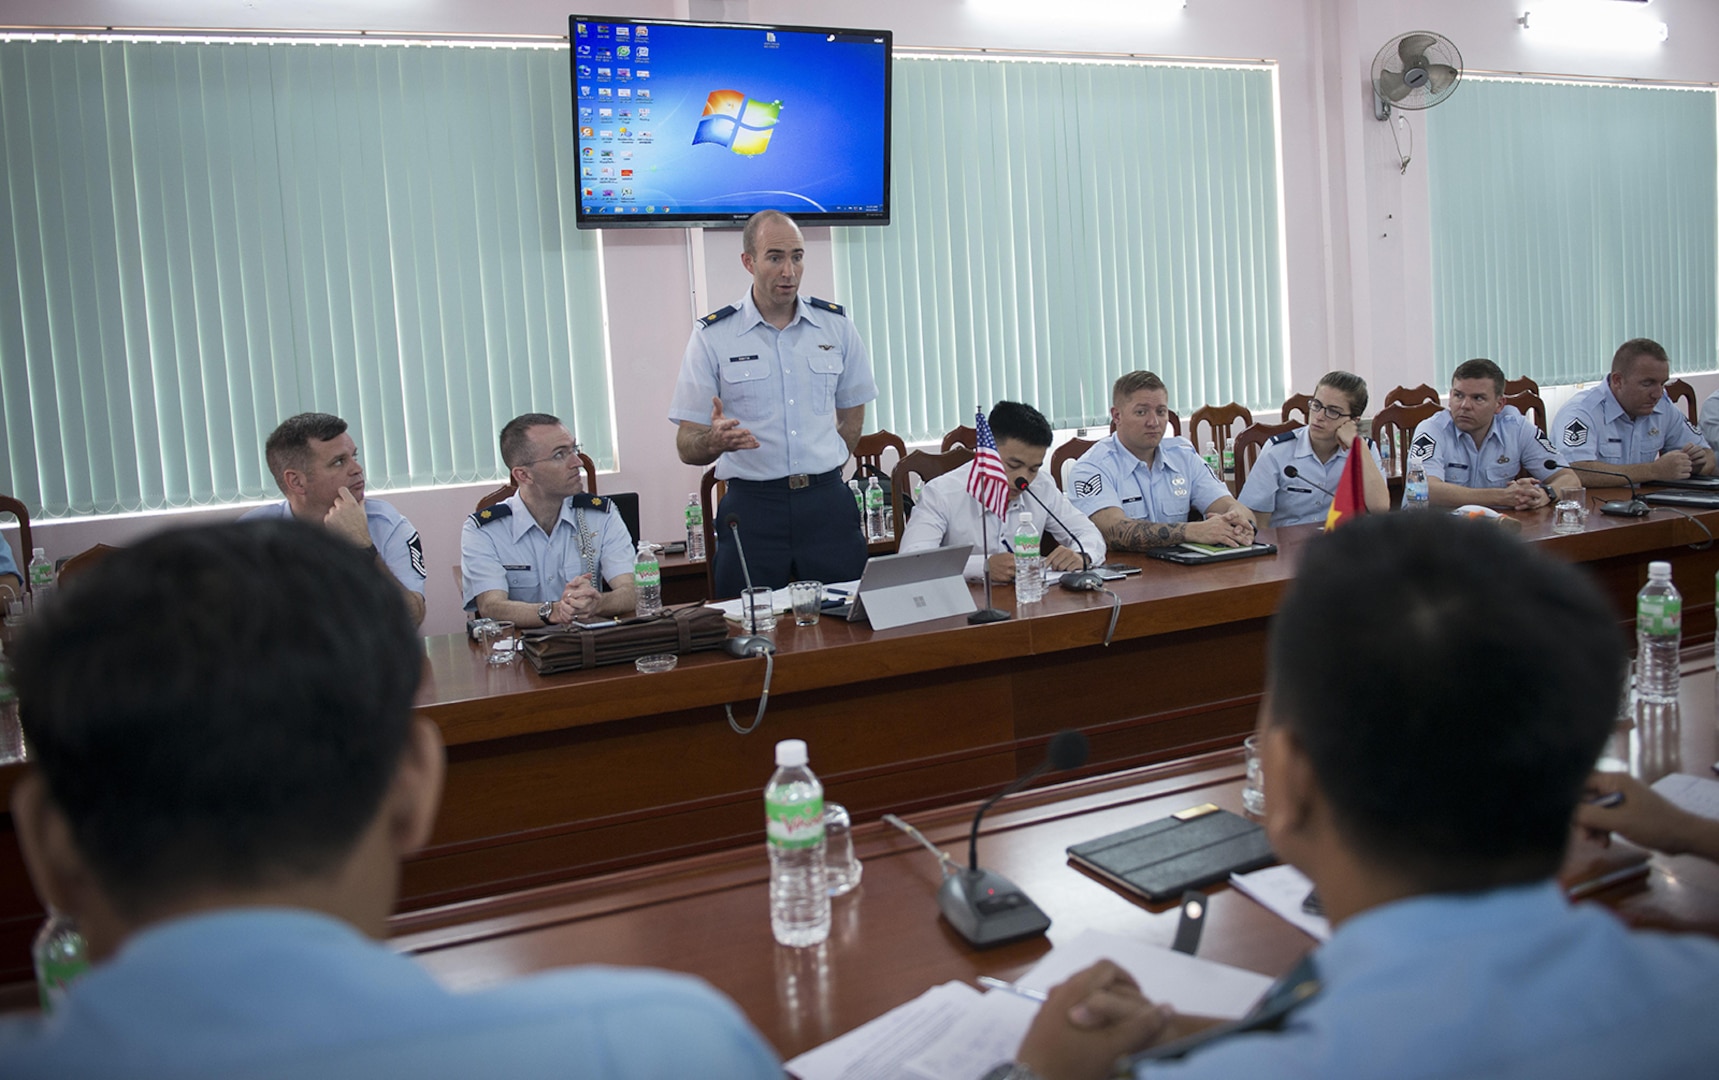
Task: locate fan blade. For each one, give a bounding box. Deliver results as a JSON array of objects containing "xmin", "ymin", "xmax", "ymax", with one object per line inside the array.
[
  {"xmin": 1398, "ymin": 33, "xmax": 1437, "ymax": 67},
  {"xmin": 1378, "ymin": 68, "xmax": 1411, "ymax": 104},
  {"xmin": 1426, "ymin": 64, "xmax": 1460, "ymax": 95}
]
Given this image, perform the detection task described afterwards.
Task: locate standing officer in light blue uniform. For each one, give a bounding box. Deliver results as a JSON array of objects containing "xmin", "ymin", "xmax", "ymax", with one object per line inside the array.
[
  {"xmin": 242, "ymin": 412, "xmax": 426, "ymax": 626},
  {"xmin": 1554, "ymin": 338, "xmax": 1714, "ymax": 485},
  {"xmin": 461, "ymin": 413, "xmax": 636, "ymax": 627},
  {"xmin": 1240, "ymin": 371, "xmax": 1390, "ymax": 528},
  {"xmin": 1067, "ymin": 371, "xmax": 1257, "ymax": 550},
  {"xmin": 669, "ymin": 211, "xmax": 876, "ymax": 597},
  {"xmin": 1410, "ymin": 358, "xmax": 1581, "ymax": 510}
]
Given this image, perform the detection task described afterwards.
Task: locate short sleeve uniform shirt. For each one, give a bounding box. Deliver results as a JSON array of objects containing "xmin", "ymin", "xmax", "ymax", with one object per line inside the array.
[
  {"xmin": 1552, "ymin": 382, "xmax": 1709, "ymax": 465},
  {"xmin": 460, "ymin": 493, "xmax": 636, "ymax": 610},
  {"xmin": 1238, "ymin": 428, "xmax": 1383, "ymax": 528},
  {"xmin": 1409, "ymin": 408, "xmax": 1567, "ymax": 488},
  {"xmin": 1067, "ymin": 434, "xmax": 1230, "ymax": 524},
  {"xmin": 240, "ymin": 498, "xmax": 426, "ymax": 594},
  {"xmin": 667, "ymin": 291, "xmax": 878, "ymax": 481}
]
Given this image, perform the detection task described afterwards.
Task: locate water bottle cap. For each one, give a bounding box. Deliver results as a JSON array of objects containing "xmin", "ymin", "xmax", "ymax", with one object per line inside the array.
[
  {"xmin": 1648, "ymin": 561, "xmax": 1671, "ymax": 580},
  {"xmin": 775, "ymin": 738, "xmax": 808, "ymax": 767},
  {"xmin": 31, "ymin": 548, "xmax": 44, "ymax": 558}
]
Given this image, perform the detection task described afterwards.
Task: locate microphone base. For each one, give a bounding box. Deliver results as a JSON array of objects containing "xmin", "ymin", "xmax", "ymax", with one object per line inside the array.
[
  {"xmin": 937, "ymin": 868, "xmax": 1051, "ymax": 948},
  {"xmin": 723, "ymin": 635, "xmax": 777, "ymax": 658},
  {"xmin": 1599, "ymin": 499, "xmax": 1650, "ymax": 518},
  {"xmin": 1058, "ymin": 570, "xmax": 1107, "ymax": 592},
  {"xmin": 968, "ymin": 607, "xmax": 1012, "ymax": 624}
]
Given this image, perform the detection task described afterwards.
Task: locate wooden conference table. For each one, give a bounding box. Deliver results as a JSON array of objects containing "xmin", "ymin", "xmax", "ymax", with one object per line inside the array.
[
  {"xmin": 0, "ymin": 495, "xmax": 1717, "ymax": 988},
  {"xmin": 394, "ymin": 653, "xmax": 1719, "ymax": 1062}
]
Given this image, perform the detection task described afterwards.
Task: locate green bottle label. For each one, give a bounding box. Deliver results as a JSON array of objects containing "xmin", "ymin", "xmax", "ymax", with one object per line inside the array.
[
  {"xmin": 765, "ymin": 794, "xmax": 825, "ymax": 849},
  {"xmin": 635, "ymin": 562, "xmax": 660, "ymax": 587},
  {"xmin": 1016, "ymin": 536, "xmax": 1040, "ymax": 559},
  {"xmin": 28, "ymin": 563, "xmax": 51, "ymax": 587},
  {"xmin": 1638, "ymin": 595, "xmax": 1681, "ymax": 635},
  {"xmin": 685, "ymin": 505, "xmax": 703, "ymax": 528}
]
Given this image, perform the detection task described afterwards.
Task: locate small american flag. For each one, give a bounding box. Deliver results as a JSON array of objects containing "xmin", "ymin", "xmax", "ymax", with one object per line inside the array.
[{"xmin": 966, "ymin": 408, "xmax": 1012, "ymax": 519}]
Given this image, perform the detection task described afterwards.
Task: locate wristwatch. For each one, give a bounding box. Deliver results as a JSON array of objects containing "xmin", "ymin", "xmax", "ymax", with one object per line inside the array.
[{"xmin": 538, "ymin": 601, "xmax": 557, "ymax": 624}]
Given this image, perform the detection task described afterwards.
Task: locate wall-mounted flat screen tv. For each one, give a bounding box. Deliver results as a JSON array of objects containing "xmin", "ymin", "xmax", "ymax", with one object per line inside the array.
[{"xmin": 569, "ymin": 15, "xmax": 892, "ymax": 228}]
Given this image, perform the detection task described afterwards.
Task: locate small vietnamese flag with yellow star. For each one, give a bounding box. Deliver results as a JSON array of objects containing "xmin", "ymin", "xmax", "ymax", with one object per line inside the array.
[{"xmin": 1324, "ymin": 441, "xmax": 1368, "ymax": 531}]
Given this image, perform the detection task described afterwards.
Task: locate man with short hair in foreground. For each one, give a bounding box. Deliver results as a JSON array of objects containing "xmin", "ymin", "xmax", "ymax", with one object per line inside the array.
[
  {"xmin": 0, "ymin": 520, "xmax": 779, "ymax": 1079},
  {"xmin": 1006, "ymin": 513, "xmax": 1719, "ymax": 1080}
]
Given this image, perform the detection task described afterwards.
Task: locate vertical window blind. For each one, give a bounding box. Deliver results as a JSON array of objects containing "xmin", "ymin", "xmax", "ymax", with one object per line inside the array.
[
  {"xmin": 0, "ymin": 37, "xmax": 613, "ymax": 520},
  {"xmin": 832, "ymin": 55, "xmax": 1286, "ymax": 439},
  {"xmin": 1428, "ymin": 77, "xmax": 1717, "ymax": 384}
]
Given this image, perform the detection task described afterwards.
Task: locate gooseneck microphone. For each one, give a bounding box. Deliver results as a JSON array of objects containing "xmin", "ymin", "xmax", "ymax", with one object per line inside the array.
[
  {"xmin": 937, "ymin": 729, "xmax": 1090, "ymax": 947},
  {"xmin": 721, "ymin": 513, "xmax": 775, "ymax": 657},
  {"xmin": 1013, "ymin": 477, "xmax": 1106, "ymax": 592},
  {"xmin": 1561, "ymin": 461, "xmax": 1649, "ymax": 517},
  {"xmin": 1281, "ymin": 465, "xmax": 1336, "ymax": 500}
]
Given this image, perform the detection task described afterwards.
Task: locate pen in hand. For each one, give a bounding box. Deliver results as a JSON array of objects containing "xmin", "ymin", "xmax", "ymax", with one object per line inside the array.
[{"xmin": 977, "ymin": 976, "xmax": 1047, "ymax": 1002}]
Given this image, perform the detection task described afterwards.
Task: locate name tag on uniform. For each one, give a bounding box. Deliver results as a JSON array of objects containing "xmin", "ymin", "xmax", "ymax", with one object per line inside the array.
[
  {"xmin": 1121, "ymin": 496, "xmax": 1142, "ymax": 505},
  {"xmin": 727, "ymin": 354, "xmax": 759, "ymax": 363},
  {"xmin": 1448, "ymin": 463, "xmax": 1470, "ymax": 472},
  {"xmin": 1287, "ymin": 486, "xmax": 1313, "ymax": 495},
  {"xmin": 503, "ymin": 564, "xmax": 531, "ymax": 571}
]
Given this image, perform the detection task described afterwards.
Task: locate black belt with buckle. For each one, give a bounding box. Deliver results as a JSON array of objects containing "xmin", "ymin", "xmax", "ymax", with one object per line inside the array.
[{"xmin": 730, "ymin": 468, "xmax": 843, "ymax": 492}]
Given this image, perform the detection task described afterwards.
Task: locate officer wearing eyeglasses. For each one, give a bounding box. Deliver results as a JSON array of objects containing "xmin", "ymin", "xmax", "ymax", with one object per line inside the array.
[
  {"xmin": 1238, "ymin": 372, "xmax": 1390, "ymax": 528},
  {"xmin": 460, "ymin": 413, "xmax": 637, "ymax": 626}
]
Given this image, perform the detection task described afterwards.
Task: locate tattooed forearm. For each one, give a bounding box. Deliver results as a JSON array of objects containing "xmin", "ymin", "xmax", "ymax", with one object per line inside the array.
[{"xmin": 1105, "ymin": 519, "xmax": 1186, "ymax": 551}]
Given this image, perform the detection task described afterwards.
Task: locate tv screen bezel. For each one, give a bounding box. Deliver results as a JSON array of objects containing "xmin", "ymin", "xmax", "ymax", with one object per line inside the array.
[{"xmin": 568, "ymin": 14, "xmax": 892, "ymax": 230}]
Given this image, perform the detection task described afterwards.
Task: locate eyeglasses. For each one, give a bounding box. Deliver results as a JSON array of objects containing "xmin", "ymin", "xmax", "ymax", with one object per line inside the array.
[
  {"xmin": 520, "ymin": 443, "xmax": 583, "ymax": 468},
  {"xmin": 1307, "ymin": 400, "xmax": 1355, "ymax": 421}
]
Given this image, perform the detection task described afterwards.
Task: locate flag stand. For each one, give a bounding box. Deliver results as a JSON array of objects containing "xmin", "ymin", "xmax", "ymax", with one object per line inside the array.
[{"xmin": 969, "ymin": 494, "xmax": 1011, "ymax": 624}]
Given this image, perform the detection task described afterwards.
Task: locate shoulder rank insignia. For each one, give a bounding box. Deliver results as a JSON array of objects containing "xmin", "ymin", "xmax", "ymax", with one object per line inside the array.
[
  {"xmin": 571, "ymin": 493, "xmax": 609, "ymax": 512},
  {"xmin": 469, "ymin": 503, "xmax": 512, "ymax": 527},
  {"xmin": 1268, "ymin": 429, "xmax": 1298, "ymax": 445},
  {"xmin": 697, "ymin": 304, "xmax": 738, "ymax": 328},
  {"xmin": 805, "ymin": 296, "xmax": 845, "ymax": 317}
]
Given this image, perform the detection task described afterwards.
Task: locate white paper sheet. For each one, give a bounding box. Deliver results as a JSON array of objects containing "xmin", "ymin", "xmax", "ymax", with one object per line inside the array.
[
  {"xmin": 785, "ymin": 981, "xmax": 981, "ymax": 1080},
  {"xmin": 1651, "ymin": 773, "xmax": 1719, "ymax": 820},
  {"xmin": 1229, "ymin": 864, "xmax": 1332, "ymax": 942},
  {"xmin": 1015, "ymin": 929, "xmax": 1273, "ymax": 1020}
]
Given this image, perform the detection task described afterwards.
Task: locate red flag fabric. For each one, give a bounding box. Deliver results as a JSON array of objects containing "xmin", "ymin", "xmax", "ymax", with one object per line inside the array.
[
  {"xmin": 1323, "ymin": 441, "xmax": 1368, "ymax": 531},
  {"xmin": 966, "ymin": 409, "xmax": 1012, "ymax": 520}
]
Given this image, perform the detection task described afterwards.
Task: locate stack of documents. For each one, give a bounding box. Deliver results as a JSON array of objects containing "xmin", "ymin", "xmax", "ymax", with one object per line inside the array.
[{"xmin": 785, "ymin": 929, "xmax": 1272, "ymax": 1080}]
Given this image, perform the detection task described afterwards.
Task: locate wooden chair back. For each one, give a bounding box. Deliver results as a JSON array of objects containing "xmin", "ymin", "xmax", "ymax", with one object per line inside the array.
[
  {"xmin": 1232, "ymin": 420, "xmax": 1300, "ymax": 493},
  {"xmin": 1503, "ymin": 387, "xmax": 1548, "ymax": 435},
  {"xmin": 1665, "ymin": 378, "xmax": 1698, "ymax": 427},
  {"xmin": 1050, "ymin": 437, "xmax": 1099, "ymax": 492},
  {"xmin": 1370, "ymin": 401, "xmax": 1442, "ymax": 481},
  {"xmin": 1504, "ymin": 376, "xmax": 1540, "ymax": 397},
  {"xmin": 57, "ymin": 543, "xmax": 120, "ymax": 585},
  {"xmin": 698, "ymin": 468, "xmax": 726, "ymax": 600},
  {"xmin": 1383, "ymin": 384, "xmax": 1441, "ymax": 410},
  {"xmin": 851, "ymin": 430, "xmax": 907, "ymax": 481},
  {"xmin": 1188, "ymin": 403, "xmax": 1255, "ymax": 492},
  {"xmin": 940, "ymin": 425, "xmax": 977, "ymax": 453},
  {"xmin": 0, "ymin": 495, "xmax": 31, "ymax": 594},
  {"xmin": 1280, "ymin": 392, "xmax": 1313, "ymax": 425},
  {"xmin": 891, "ymin": 448, "xmax": 973, "ymax": 537},
  {"xmin": 474, "ymin": 452, "xmax": 598, "ymax": 512}
]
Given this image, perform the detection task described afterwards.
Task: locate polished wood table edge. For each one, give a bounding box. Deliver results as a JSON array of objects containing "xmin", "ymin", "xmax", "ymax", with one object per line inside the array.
[{"xmin": 389, "ymin": 748, "xmax": 1247, "ymax": 955}]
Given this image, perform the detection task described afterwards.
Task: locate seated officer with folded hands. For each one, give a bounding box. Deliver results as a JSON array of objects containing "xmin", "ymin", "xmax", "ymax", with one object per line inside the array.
[
  {"xmin": 999, "ymin": 512, "xmax": 1719, "ymax": 1080},
  {"xmin": 460, "ymin": 413, "xmax": 636, "ymax": 626}
]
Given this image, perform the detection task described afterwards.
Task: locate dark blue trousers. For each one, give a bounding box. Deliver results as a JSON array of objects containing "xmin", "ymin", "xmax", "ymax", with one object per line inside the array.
[{"xmin": 713, "ymin": 471, "xmax": 867, "ymax": 598}]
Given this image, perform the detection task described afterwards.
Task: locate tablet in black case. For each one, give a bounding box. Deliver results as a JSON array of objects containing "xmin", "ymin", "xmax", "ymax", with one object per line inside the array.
[{"xmin": 1067, "ymin": 804, "xmax": 1275, "ymax": 903}]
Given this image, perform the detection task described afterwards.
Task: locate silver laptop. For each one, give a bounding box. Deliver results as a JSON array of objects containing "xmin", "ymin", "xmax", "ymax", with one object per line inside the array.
[{"xmin": 847, "ymin": 544, "xmax": 976, "ymax": 630}]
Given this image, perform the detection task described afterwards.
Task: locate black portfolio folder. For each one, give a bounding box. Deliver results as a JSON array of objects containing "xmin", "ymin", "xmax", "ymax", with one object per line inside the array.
[{"xmin": 1067, "ymin": 804, "xmax": 1275, "ymax": 903}]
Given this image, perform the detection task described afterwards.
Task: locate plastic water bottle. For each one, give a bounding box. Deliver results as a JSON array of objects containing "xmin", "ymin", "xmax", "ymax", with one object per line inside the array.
[
  {"xmin": 0, "ymin": 643, "xmax": 23, "ymax": 764},
  {"xmin": 766, "ymin": 739, "xmax": 829, "ymax": 948},
  {"xmin": 1404, "ymin": 457, "xmax": 1430, "ymax": 510},
  {"xmin": 684, "ymin": 493, "xmax": 705, "ymax": 561},
  {"xmin": 633, "ymin": 541, "xmax": 662, "ymax": 618},
  {"xmin": 1223, "ymin": 438, "xmax": 1236, "ymax": 474},
  {"xmin": 1635, "ymin": 561, "xmax": 1681, "ymax": 704},
  {"xmin": 849, "ymin": 479, "xmax": 864, "ymax": 517},
  {"xmin": 865, "ymin": 476, "xmax": 886, "ymax": 541},
  {"xmin": 26, "ymin": 548, "xmax": 54, "ymax": 603},
  {"xmin": 33, "ymin": 909, "xmax": 89, "ymax": 1013},
  {"xmin": 1014, "ymin": 511, "xmax": 1044, "ymax": 603},
  {"xmin": 1202, "ymin": 441, "xmax": 1221, "ymax": 478}
]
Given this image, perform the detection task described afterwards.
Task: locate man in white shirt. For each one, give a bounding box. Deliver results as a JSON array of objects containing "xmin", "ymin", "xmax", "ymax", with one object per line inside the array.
[{"xmin": 899, "ymin": 401, "xmax": 1105, "ymax": 581}]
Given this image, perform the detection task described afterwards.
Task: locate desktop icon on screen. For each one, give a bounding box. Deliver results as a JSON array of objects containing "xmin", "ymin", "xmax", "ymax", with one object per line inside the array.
[{"xmin": 693, "ymin": 90, "xmax": 783, "ymax": 156}]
